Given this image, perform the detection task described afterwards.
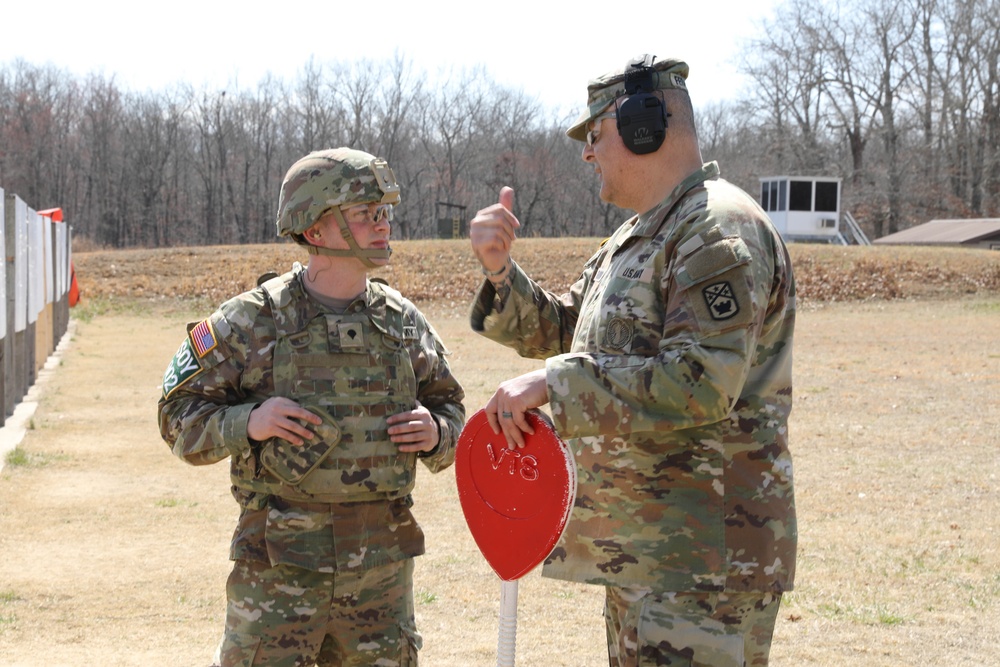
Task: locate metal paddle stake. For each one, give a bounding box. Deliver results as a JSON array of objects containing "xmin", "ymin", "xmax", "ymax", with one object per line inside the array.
[
  {"xmin": 456, "ymin": 409, "xmax": 576, "ymax": 666},
  {"xmin": 497, "ymin": 579, "xmax": 518, "ymax": 667}
]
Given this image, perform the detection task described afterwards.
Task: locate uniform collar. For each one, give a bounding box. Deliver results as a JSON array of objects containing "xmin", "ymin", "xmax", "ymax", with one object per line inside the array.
[{"xmin": 632, "ymin": 161, "xmax": 721, "ymax": 237}]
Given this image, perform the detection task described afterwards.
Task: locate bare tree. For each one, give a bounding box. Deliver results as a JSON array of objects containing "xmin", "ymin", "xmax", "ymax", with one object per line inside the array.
[
  {"xmin": 743, "ymin": 1, "xmax": 830, "ymax": 174},
  {"xmin": 5, "ymin": 6, "xmax": 1000, "ymax": 249}
]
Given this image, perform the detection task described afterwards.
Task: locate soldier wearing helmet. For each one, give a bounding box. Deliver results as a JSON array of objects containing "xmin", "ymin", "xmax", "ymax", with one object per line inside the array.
[
  {"xmin": 276, "ymin": 147, "xmax": 401, "ymax": 266},
  {"xmin": 158, "ymin": 148, "xmax": 466, "ymax": 666}
]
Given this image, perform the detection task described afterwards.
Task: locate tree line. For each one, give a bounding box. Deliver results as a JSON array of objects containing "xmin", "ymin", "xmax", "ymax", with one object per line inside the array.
[
  {"xmin": 1, "ymin": 0, "xmax": 997, "ymax": 249},
  {"xmin": 732, "ymin": 0, "xmax": 999, "ymax": 238}
]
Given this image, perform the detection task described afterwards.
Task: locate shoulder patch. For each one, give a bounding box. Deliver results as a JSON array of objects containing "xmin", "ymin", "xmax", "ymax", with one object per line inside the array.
[
  {"xmin": 189, "ymin": 318, "xmax": 218, "ymax": 358},
  {"xmin": 702, "ymin": 281, "xmax": 741, "ymax": 321},
  {"xmin": 162, "ymin": 339, "xmax": 206, "ymax": 398},
  {"xmin": 674, "ymin": 237, "xmax": 754, "ymax": 331}
]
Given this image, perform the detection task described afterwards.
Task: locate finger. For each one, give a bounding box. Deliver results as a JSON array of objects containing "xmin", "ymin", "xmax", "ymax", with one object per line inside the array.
[
  {"xmin": 511, "ymin": 412, "xmax": 536, "ymax": 437},
  {"xmin": 502, "ymin": 421, "xmax": 527, "ymax": 450},
  {"xmin": 283, "ymin": 405, "xmax": 322, "ymax": 425},
  {"xmin": 499, "ymin": 186, "xmax": 514, "ymax": 212},
  {"xmin": 274, "ymin": 425, "xmax": 312, "ymax": 446},
  {"xmin": 486, "ymin": 410, "xmax": 501, "ymax": 435},
  {"xmin": 388, "ymin": 420, "xmax": 425, "ymax": 440},
  {"xmin": 295, "ymin": 410, "xmax": 323, "ymax": 426},
  {"xmin": 485, "ymin": 396, "xmax": 502, "ymax": 434},
  {"xmin": 497, "ymin": 407, "xmax": 526, "ymax": 449},
  {"xmin": 386, "ymin": 411, "xmax": 413, "ymax": 426}
]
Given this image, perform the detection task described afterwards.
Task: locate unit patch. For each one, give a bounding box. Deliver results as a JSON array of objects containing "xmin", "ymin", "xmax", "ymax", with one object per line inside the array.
[
  {"xmin": 162, "ymin": 339, "xmax": 204, "ymax": 398},
  {"xmin": 603, "ymin": 317, "xmax": 634, "ymax": 351},
  {"xmin": 190, "ymin": 319, "xmax": 218, "ymax": 357},
  {"xmin": 702, "ymin": 281, "xmax": 741, "ymax": 320}
]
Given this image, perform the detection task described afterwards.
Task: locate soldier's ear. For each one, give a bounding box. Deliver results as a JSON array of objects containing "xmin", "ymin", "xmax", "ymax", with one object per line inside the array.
[{"xmin": 305, "ymin": 226, "xmax": 323, "ymax": 244}]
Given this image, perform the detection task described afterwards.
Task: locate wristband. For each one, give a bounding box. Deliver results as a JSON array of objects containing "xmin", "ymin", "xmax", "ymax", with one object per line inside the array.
[{"xmin": 481, "ymin": 260, "xmax": 510, "ymax": 278}]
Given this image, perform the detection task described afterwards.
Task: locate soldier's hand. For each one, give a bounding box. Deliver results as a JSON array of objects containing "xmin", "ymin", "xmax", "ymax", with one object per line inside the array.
[
  {"xmin": 247, "ymin": 397, "xmax": 322, "ymax": 446},
  {"xmin": 387, "ymin": 401, "xmax": 440, "ymax": 454},
  {"xmin": 485, "ymin": 368, "xmax": 549, "ymax": 449},
  {"xmin": 470, "ymin": 187, "xmax": 519, "ymax": 276}
]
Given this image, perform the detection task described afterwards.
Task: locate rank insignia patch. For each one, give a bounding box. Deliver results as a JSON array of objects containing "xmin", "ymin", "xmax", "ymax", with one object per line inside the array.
[
  {"xmin": 190, "ymin": 319, "xmax": 218, "ymax": 358},
  {"xmin": 703, "ymin": 281, "xmax": 740, "ymax": 320}
]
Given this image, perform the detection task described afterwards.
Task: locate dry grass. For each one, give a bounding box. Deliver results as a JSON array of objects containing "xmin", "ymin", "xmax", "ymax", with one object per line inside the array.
[
  {"xmin": 1, "ymin": 240, "xmax": 998, "ymax": 665},
  {"xmin": 73, "ymin": 239, "xmax": 1000, "ymax": 312}
]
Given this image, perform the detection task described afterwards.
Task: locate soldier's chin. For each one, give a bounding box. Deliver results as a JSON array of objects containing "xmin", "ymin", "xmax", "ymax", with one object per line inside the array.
[{"xmin": 370, "ymin": 247, "xmax": 392, "ymax": 266}]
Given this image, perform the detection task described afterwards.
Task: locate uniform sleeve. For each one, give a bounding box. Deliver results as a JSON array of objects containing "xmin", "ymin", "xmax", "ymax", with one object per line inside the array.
[
  {"xmin": 469, "ymin": 259, "xmax": 591, "ymax": 359},
  {"xmin": 409, "ymin": 307, "xmax": 466, "ymax": 474},
  {"xmin": 157, "ymin": 298, "xmax": 266, "ymax": 466}
]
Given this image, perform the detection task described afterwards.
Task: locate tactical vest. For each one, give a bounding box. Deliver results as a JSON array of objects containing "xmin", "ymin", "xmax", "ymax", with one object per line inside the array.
[{"xmin": 230, "ymin": 271, "xmax": 419, "ymax": 503}]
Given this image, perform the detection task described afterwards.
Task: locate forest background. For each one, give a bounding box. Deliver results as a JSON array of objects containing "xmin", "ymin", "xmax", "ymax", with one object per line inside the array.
[{"xmin": 1, "ymin": 0, "xmax": 998, "ymax": 249}]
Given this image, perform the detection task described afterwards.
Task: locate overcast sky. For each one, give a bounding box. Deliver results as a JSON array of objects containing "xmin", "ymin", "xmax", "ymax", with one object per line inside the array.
[{"xmin": 3, "ymin": 1, "xmax": 779, "ymax": 114}]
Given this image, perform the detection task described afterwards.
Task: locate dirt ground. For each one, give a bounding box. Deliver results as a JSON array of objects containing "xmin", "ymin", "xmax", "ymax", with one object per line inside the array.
[{"xmin": 1, "ymin": 289, "xmax": 998, "ymax": 665}]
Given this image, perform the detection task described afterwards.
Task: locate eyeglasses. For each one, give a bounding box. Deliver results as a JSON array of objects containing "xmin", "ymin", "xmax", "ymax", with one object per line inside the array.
[
  {"xmin": 341, "ymin": 202, "xmax": 393, "ymax": 224},
  {"xmin": 586, "ymin": 111, "xmax": 617, "ymax": 147}
]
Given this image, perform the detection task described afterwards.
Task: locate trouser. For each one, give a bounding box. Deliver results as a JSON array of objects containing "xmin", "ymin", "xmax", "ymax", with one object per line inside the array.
[
  {"xmin": 216, "ymin": 557, "xmax": 420, "ymax": 667},
  {"xmin": 604, "ymin": 587, "xmax": 782, "ymax": 667}
]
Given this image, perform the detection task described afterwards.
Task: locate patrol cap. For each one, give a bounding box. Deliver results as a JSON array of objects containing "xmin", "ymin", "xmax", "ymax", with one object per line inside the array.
[
  {"xmin": 276, "ymin": 147, "xmax": 401, "ymax": 238},
  {"xmin": 566, "ymin": 56, "xmax": 689, "ymax": 142}
]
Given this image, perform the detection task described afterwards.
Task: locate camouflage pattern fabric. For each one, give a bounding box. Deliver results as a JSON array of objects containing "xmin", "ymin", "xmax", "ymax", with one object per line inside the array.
[
  {"xmin": 604, "ymin": 588, "xmax": 781, "ymax": 666},
  {"xmin": 158, "ymin": 265, "xmax": 464, "ymax": 665},
  {"xmin": 470, "ymin": 161, "xmax": 797, "ymax": 595},
  {"xmin": 244, "ymin": 271, "xmax": 423, "ymax": 505},
  {"xmin": 276, "ymin": 147, "xmax": 400, "ymax": 238},
  {"xmin": 218, "ymin": 557, "xmax": 418, "ymax": 667}
]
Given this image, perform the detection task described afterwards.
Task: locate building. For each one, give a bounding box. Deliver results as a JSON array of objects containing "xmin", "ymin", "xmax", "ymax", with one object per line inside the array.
[
  {"xmin": 873, "ymin": 219, "xmax": 1000, "ymax": 250},
  {"xmin": 758, "ymin": 175, "xmax": 868, "ymax": 244}
]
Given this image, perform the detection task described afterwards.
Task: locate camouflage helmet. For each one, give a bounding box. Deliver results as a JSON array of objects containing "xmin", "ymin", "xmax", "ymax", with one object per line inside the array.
[{"xmin": 276, "ymin": 147, "xmax": 401, "ymax": 238}]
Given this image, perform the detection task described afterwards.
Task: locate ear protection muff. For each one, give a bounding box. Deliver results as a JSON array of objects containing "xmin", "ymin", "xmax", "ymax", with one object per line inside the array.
[{"xmin": 616, "ymin": 54, "xmax": 669, "ymax": 155}]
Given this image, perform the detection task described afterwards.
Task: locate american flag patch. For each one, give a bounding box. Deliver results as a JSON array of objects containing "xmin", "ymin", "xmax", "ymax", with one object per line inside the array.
[{"xmin": 190, "ymin": 319, "xmax": 217, "ymax": 358}]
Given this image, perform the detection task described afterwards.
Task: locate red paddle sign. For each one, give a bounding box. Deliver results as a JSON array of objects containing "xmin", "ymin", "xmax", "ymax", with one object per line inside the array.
[{"xmin": 456, "ymin": 408, "xmax": 576, "ymax": 581}]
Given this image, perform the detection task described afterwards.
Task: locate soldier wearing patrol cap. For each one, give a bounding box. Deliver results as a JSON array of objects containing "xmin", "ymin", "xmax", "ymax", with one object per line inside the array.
[
  {"xmin": 158, "ymin": 147, "xmax": 466, "ymax": 667},
  {"xmin": 469, "ymin": 55, "xmax": 797, "ymax": 666}
]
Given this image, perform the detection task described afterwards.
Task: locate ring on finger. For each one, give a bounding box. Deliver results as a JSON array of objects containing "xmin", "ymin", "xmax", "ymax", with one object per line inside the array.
[{"xmin": 501, "ymin": 411, "xmax": 513, "ymax": 419}]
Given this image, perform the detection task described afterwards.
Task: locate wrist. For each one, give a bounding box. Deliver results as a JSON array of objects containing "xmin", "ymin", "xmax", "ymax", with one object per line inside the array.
[{"xmin": 481, "ymin": 257, "xmax": 511, "ymax": 279}]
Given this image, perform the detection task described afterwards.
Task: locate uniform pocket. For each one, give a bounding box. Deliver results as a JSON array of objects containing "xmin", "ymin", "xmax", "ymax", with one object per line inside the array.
[
  {"xmin": 258, "ymin": 414, "xmax": 342, "ymax": 485},
  {"xmin": 262, "ymin": 497, "xmax": 334, "ymax": 570}
]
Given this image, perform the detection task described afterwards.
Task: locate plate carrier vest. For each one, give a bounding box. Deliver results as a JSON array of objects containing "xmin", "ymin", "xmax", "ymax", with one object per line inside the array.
[{"xmin": 230, "ymin": 271, "xmax": 420, "ymax": 503}]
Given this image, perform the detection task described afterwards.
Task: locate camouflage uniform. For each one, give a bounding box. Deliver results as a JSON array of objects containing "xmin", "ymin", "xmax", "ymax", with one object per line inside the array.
[
  {"xmin": 471, "ymin": 161, "xmax": 796, "ymax": 665},
  {"xmin": 159, "ymin": 148, "xmax": 465, "ymax": 667}
]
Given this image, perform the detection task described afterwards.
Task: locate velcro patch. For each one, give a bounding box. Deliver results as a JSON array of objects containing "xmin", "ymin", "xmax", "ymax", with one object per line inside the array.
[
  {"xmin": 189, "ymin": 319, "xmax": 218, "ymax": 358},
  {"xmin": 339, "ymin": 322, "xmax": 365, "ymax": 349},
  {"xmin": 162, "ymin": 339, "xmax": 205, "ymax": 398}
]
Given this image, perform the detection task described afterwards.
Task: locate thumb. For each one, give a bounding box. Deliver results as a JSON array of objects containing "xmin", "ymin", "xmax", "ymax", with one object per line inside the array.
[{"xmin": 499, "ymin": 186, "xmax": 514, "ymax": 212}]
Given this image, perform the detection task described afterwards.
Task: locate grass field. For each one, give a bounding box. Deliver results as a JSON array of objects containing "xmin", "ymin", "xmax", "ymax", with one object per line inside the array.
[{"xmin": 0, "ymin": 240, "xmax": 998, "ymax": 666}]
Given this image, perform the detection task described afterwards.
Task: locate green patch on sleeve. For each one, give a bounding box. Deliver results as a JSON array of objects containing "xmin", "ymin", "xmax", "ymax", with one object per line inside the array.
[{"xmin": 162, "ymin": 339, "xmax": 205, "ymax": 398}]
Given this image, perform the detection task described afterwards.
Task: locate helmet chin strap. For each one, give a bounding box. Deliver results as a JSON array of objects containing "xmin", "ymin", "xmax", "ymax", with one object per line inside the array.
[{"xmin": 306, "ymin": 207, "xmax": 392, "ymax": 268}]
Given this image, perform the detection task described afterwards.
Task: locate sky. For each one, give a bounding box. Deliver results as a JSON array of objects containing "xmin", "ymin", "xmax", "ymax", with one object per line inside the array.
[{"xmin": 3, "ymin": 1, "xmax": 780, "ymax": 116}]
